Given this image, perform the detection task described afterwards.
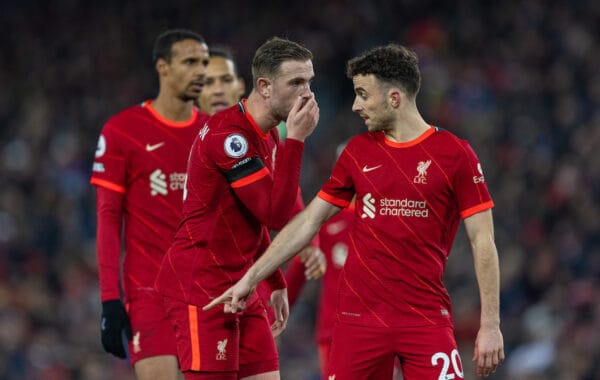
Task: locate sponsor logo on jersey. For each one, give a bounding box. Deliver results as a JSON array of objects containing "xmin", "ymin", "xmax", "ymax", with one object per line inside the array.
[
  {"xmin": 169, "ymin": 173, "xmax": 186, "ymax": 191},
  {"xmin": 92, "ymin": 162, "xmax": 105, "ymax": 172},
  {"xmin": 332, "ymin": 243, "xmax": 348, "ymax": 268},
  {"xmin": 224, "ymin": 134, "xmax": 248, "ymax": 158},
  {"xmin": 473, "ymin": 163, "xmax": 485, "ymax": 183},
  {"xmin": 199, "ymin": 123, "xmax": 209, "ymax": 140},
  {"xmin": 216, "ymin": 338, "xmax": 228, "ymax": 361},
  {"xmin": 362, "ymin": 164, "xmax": 382, "ymax": 173},
  {"xmin": 360, "ymin": 192, "xmax": 430, "ymax": 218},
  {"xmin": 146, "ymin": 141, "xmax": 165, "ymax": 152},
  {"xmin": 150, "ymin": 169, "xmax": 167, "ymax": 196},
  {"xmin": 133, "ymin": 331, "xmax": 141, "ymax": 353},
  {"xmin": 413, "ymin": 159, "xmax": 431, "ymax": 184},
  {"xmin": 149, "ymin": 169, "xmax": 186, "ymax": 196},
  {"xmin": 361, "ymin": 193, "xmax": 376, "ymax": 219},
  {"xmin": 95, "ymin": 135, "xmax": 106, "ymax": 158}
]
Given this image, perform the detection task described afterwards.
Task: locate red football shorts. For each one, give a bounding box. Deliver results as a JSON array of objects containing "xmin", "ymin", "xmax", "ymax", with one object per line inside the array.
[
  {"xmin": 125, "ymin": 290, "xmax": 178, "ymax": 365},
  {"xmin": 328, "ymin": 322, "xmax": 463, "ymax": 380},
  {"xmin": 162, "ymin": 295, "xmax": 279, "ymax": 378}
]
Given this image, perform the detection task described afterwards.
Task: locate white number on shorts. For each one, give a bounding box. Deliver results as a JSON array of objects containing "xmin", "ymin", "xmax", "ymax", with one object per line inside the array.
[{"xmin": 431, "ymin": 349, "xmax": 464, "ymax": 380}]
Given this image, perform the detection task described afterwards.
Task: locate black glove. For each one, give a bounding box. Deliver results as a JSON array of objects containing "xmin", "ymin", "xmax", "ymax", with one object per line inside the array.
[{"xmin": 100, "ymin": 300, "xmax": 132, "ymax": 359}]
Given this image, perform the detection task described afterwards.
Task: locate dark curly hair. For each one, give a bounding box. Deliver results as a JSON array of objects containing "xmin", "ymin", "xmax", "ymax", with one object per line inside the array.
[{"xmin": 346, "ymin": 44, "xmax": 421, "ymax": 98}]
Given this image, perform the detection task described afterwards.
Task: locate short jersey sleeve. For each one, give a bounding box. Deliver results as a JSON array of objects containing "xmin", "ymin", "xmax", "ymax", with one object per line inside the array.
[
  {"xmin": 318, "ymin": 144, "xmax": 355, "ymax": 208},
  {"xmin": 453, "ymin": 140, "xmax": 494, "ymax": 219},
  {"xmin": 90, "ymin": 118, "xmax": 127, "ymax": 193},
  {"xmin": 205, "ymin": 122, "xmax": 269, "ymax": 188}
]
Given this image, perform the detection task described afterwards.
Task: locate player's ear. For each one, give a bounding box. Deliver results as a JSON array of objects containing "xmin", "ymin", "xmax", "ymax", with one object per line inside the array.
[
  {"xmin": 156, "ymin": 58, "xmax": 168, "ymax": 76},
  {"xmin": 256, "ymin": 77, "xmax": 271, "ymax": 98},
  {"xmin": 388, "ymin": 88, "xmax": 402, "ymax": 108}
]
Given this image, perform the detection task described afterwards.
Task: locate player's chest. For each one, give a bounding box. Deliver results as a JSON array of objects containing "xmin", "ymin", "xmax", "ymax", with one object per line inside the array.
[
  {"xmin": 352, "ymin": 150, "xmax": 452, "ymax": 199},
  {"xmin": 127, "ymin": 129, "xmax": 196, "ymax": 192}
]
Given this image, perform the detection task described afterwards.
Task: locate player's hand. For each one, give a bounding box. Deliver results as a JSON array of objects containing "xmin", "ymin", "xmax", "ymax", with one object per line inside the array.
[
  {"xmin": 269, "ymin": 288, "xmax": 289, "ymax": 338},
  {"xmin": 473, "ymin": 324, "xmax": 504, "ymax": 377},
  {"xmin": 202, "ymin": 276, "xmax": 255, "ymax": 313},
  {"xmin": 285, "ymin": 93, "xmax": 319, "ymax": 142},
  {"xmin": 299, "ymin": 246, "xmax": 326, "ymax": 280},
  {"xmin": 100, "ymin": 300, "xmax": 132, "ymax": 359}
]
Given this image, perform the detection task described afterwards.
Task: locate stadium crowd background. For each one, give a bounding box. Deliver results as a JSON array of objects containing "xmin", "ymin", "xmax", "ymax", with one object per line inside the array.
[{"xmin": 0, "ymin": 0, "xmax": 599, "ymax": 379}]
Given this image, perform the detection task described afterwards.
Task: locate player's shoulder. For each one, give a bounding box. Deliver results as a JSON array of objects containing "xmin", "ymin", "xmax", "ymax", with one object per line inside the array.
[
  {"xmin": 103, "ymin": 101, "xmax": 148, "ymax": 130},
  {"xmin": 206, "ymin": 103, "xmax": 251, "ymax": 136},
  {"xmin": 344, "ymin": 131, "xmax": 378, "ymax": 151},
  {"xmin": 429, "ymin": 126, "xmax": 472, "ymax": 148}
]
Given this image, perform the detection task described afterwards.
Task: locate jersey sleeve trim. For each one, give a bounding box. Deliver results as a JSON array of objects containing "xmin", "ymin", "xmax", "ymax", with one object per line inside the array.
[
  {"xmin": 90, "ymin": 178, "xmax": 126, "ymax": 194},
  {"xmin": 460, "ymin": 200, "xmax": 494, "ymax": 219},
  {"xmin": 230, "ymin": 167, "xmax": 270, "ymax": 188},
  {"xmin": 317, "ymin": 191, "xmax": 351, "ymax": 208}
]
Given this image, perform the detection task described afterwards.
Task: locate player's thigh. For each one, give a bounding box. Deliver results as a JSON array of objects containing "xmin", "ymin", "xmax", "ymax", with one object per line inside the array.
[
  {"xmin": 127, "ymin": 291, "xmax": 178, "ymax": 365},
  {"xmin": 397, "ymin": 325, "xmax": 464, "ymax": 380},
  {"xmin": 328, "ymin": 323, "xmax": 395, "ymax": 380},
  {"xmin": 162, "ymin": 296, "xmax": 240, "ymax": 374},
  {"xmin": 238, "ymin": 299, "xmax": 279, "ymax": 379},
  {"xmin": 134, "ymin": 355, "xmax": 181, "ymax": 380}
]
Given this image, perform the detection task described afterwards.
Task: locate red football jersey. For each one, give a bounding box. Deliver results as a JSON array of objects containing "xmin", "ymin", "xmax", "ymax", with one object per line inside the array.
[
  {"xmin": 91, "ymin": 100, "xmax": 209, "ymax": 301},
  {"xmin": 318, "ymin": 127, "xmax": 494, "ymax": 328},
  {"xmin": 155, "ymin": 100, "xmax": 304, "ymax": 307},
  {"xmin": 315, "ymin": 207, "xmax": 354, "ymax": 344}
]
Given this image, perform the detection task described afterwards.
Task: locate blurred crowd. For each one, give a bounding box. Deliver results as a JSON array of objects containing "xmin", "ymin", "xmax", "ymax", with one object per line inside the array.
[{"xmin": 1, "ymin": 0, "xmax": 599, "ymax": 379}]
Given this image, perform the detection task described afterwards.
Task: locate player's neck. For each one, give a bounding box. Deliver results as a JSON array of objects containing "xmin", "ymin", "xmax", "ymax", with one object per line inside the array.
[
  {"xmin": 384, "ymin": 110, "xmax": 430, "ymax": 143},
  {"xmin": 244, "ymin": 91, "xmax": 279, "ymax": 134},
  {"xmin": 152, "ymin": 93, "xmax": 195, "ymax": 122}
]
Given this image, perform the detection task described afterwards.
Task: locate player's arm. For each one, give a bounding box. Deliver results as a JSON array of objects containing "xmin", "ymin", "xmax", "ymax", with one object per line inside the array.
[
  {"xmin": 204, "ymin": 197, "xmax": 339, "ymax": 312},
  {"xmin": 95, "ymin": 186, "xmax": 132, "ymax": 358},
  {"xmin": 229, "ymin": 96, "xmax": 319, "ymax": 230},
  {"xmin": 463, "ymin": 209, "xmax": 505, "ymax": 377}
]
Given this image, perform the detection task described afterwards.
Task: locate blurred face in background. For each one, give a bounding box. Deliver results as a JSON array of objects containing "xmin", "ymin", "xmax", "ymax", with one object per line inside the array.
[
  {"xmin": 158, "ymin": 39, "xmax": 209, "ymax": 102},
  {"xmin": 198, "ymin": 56, "xmax": 245, "ymax": 115}
]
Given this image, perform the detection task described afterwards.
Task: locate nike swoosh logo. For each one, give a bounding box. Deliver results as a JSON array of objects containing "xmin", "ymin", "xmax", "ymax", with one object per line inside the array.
[
  {"xmin": 362, "ymin": 164, "xmax": 382, "ymax": 172},
  {"xmin": 146, "ymin": 142, "xmax": 165, "ymax": 152}
]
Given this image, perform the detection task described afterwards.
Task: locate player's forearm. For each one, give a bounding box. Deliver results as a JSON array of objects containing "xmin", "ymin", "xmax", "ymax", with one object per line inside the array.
[
  {"xmin": 472, "ymin": 238, "xmax": 501, "ymax": 327},
  {"xmin": 248, "ymin": 209, "xmax": 320, "ymax": 286},
  {"xmin": 268, "ymin": 139, "xmax": 304, "ymax": 229}
]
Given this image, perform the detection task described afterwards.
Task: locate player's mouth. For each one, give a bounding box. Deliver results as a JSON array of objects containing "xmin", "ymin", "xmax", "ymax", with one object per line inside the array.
[
  {"xmin": 211, "ymin": 101, "xmax": 230, "ymax": 112},
  {"xmin": 189, "ymin": 80, "xmax": 204, "ymax": 92}
]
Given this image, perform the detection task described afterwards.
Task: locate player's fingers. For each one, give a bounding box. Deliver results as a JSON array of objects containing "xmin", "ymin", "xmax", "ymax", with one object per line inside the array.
[{"xmin": 202, "ymin": 293, "xmax": 230, "ymax": 311}]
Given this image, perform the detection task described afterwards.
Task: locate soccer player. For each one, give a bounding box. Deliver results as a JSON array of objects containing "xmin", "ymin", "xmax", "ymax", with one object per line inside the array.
[
  {"xmin": 197, "ymin": 47, "xmax": 246, "ymax": 116},
  {"xmin": 198, "ymin": 46, "xmax": 326, "ymax": 328},
  {"xmin": 90, "ymin": 29, "xmax": 209, "ymax": 380},
  {"xmin": 154, "ymin": 37, "xmax": 319, "ymax": 379},
  {"xmin": 205, "ymin": 44, "xmax": 505, "ymax": 379}
]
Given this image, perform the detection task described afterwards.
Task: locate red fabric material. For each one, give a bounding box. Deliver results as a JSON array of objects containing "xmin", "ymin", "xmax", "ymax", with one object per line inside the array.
[
  {"xmin": 95, "ymin": 186, "xmax": 124, "ymax": 301},
  {"xmin": 319, "ymin": 128, "xmax": 493, "ymax": 328},
  {"xmin": 155, "ymin": 103, "xmax": 305, "ymax": 307}
]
